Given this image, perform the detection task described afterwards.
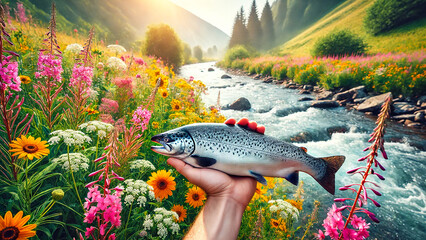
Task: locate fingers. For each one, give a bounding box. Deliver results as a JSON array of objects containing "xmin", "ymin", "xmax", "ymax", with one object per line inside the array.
[
  {"xmin": 256, "ymin": 125, "xmax": 265, "ymax": 134},
  {"xmin": 167, "ymin": 158, "xmax": 201, "ymax": 185},
  {"xmin": 237, "ymin": 118, "xmax": 249, "ymax": 126},
  {"xmin": 224, "ymin": 118, "xmax": 236, "ymax": 125}
]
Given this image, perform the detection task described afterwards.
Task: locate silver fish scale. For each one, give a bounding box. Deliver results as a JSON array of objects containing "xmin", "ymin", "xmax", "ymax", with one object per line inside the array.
[{"xmin": 183, "ymin": 123, "xmax": 327, "ymax": 178}]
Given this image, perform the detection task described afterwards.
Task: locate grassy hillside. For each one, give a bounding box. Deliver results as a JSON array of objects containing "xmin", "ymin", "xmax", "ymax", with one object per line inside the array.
[{"xmin": 277, "ymin": 0, "xmax": 426, "ymax": 56}]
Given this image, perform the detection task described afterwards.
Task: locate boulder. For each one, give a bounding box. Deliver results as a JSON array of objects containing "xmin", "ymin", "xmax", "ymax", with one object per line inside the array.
[
  {"xmin": 228, "ymin": 97, "xmax": 251, "ymax": 111},
  {"xmin": 353, "ymin": 97, "xmax": 368, "ymax": 104},
  {"xmin": 263, "ymin": 77, "xmax": 273, "ymax": 83},
  {"xmin": 316, "ymin": 90, "xmax": 334, "ymax": 100},
  {"xmin": 311, "ymin": 100, "xmax": 339, "ymax": 108},
  {"xmin": 392, "ymin": 114, "xmax": 416, "ymax": 121},
  {"xmin": 327, "ymin": 126, "xmax": 349, "ymax": 136},
  {"xmin": 299, "ymin": 90, "xmax": 311, "ymax": 95},
  {"xmin": 208, "ymin": 68, "xmax": 214, "ymax": 72},
  {"xmin": 290, "ymin": 132, "xmax": 314, "ymax": 143},
  {"xmin": 332, "ymin": 86, "xmax": 366, "ymax": 101},
  {"xmin": 422, "ymin": 102, "xmax": 426, "ymax": 109},
  {"xmin": 253, "ymin": 74, "xmax": 262, "ymax": 80},
  {"xmin": 393, "ymin": 102, "xmax": 420, "ymax": 115},
  {"xmin": 221, "ymin": 74, "xmax": 232, "ymax": 79},
  {"xmin": 416, "ymin": 96, "xmax": 426, "ymax": 106},
  {"xmin": 298, "ymin": 97, "xmax": 313, "ymax": 102},
  {"xmin": 356, "ymin": 92, "xmax": 392, "ymax": 113},
  {"xmin": 303, "ymin": 85, "xmax": 314, "ymax": 91},
  {"xmin": 407, "ymin": 122, "xmax": 422, "ymax": 128},
  {"xmin": 414, "ymin": 112, "xmax": 425, "ymax": 122}
]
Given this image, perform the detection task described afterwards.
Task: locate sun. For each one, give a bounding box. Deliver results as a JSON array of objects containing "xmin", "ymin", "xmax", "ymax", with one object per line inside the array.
[{"xmin": 9, "ymin": 135, "xmax": 50, "ymax": 160}]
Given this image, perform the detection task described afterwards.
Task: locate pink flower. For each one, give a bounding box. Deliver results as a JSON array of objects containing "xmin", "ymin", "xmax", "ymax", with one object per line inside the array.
[
  {"xmin": 69, "ymin": 64, "xmax": 93, "ymax": 93},
  {"xmin": 16, "ymin": 3, "xmax": 28, "ymax": 23},
  {"xmin": 113, "ymin": 78, "xmax": 134, "ymax": 99},
  {"xmin": 189, "ymin": 76, "xmax": 194, "ymax": 82},
  {"xmin": 35, "ymin": 53, "xmax": 63, "ymax": 82},
  {"xmin": 134, "ymin": 57, "xmax": 146, "ymax": 66},
  {"xmin": 0, "ymin": 56, "xmax": 20, "ymax": 92},
  {"xmin": 136, "ymin": 74, "xmax": 141, "ymax": 78},
  {"xmin": 100, "ymin": 114, "xmax": 115, "ymax": 124},
  {"xmin": 85, "ymin": 226, "xmax": 95, "ymax": 238},
  {"xmin": 132, "ymin": 106, "xmax": 151, "ymax": 132},
  {"xmin": 108, "ymin": 234, "xmax": 116, "ymax": 240},
  {"xmin": 314, "ymin": 230, "xmax": 325, "ymax": 240},
  {"xmin": 99, "ymin": 98, "xmax": 119, "ymax": 114}
]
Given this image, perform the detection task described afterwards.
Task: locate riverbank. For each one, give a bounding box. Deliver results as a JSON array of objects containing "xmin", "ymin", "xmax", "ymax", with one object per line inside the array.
[{"xmin": 223, "ymin": 67, "xmax": 426, "ymax": 130}]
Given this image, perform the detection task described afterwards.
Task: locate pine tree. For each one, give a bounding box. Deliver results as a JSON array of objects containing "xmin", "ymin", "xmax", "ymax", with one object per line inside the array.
[
  {"xmin": 247, "ymin": 0, "xmax": 262, "ymax": 49},
  {"xmin": 229, "ymin": 7, "xmax": 249, "ymax": 48},
  {"xmin": 273, "ymin": 0, "xmax": 288, "ymax": 37},
  {"xmin": 260, "ymin": 0, "xmax": 275, "ymax": 50}
]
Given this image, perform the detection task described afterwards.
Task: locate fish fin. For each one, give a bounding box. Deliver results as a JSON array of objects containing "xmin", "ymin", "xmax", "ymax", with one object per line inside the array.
[
  {"xmin": 249, "ymin": 170, "xmax": 267, "ymax": 185},
  {"xmin": 315, "ymin": 156, "xmax": 345, "ymax": 195},
  {"xmin": 300, "ymin": 147, "xmax": 307, "ymax": 152},
  {"xmin": 284, "ymin": 171, "xmax": 299, "ymax": 186},
  {"xmin": 191, "ymin": 155, "xmax": 217, "ymax": 167}
]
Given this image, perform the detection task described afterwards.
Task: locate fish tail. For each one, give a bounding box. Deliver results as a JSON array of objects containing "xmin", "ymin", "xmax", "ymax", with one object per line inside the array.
[{"xmin": 314, "ymin": 155, "xmax": 345, "ymax": 195}]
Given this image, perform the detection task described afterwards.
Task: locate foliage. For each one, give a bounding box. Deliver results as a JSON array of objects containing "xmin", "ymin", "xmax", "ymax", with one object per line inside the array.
[
  {"xmin": 364, "ymin": 0, "xmax": 426, "ymax": 35},
  {"xmin": 221, "ymin": 45, "xmax": 252, "ymax": 68},
  {"xmin": 143, "ymin": 24, "xmax": 183, "ymax": 70},
  {"xmin": 312, "ymin": 30, "xmax": 368, "ymax": 57},
  {"xmin": 229, "ymin": 7, "xmax": 249, "ymax": 48},
  {"xmin": 193, "ymin": 45, "xmax": 203, "ymax": 62},
  {"xmin": 246, "ymin": 0, "xmax": 263, "ymax": 49},
  {"xmin": 294, "ymin": 65, "xmax": 325, "ymax": 85},
  {"xmin": 260, "ymin": 0, "xmax": 275, "ymax": 50}
]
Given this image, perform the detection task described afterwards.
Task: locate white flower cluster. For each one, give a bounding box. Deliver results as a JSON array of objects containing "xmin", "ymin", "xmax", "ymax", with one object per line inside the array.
[
  {"xmin": 143, "ymin": 208, "xmax": 180, "ymax": 239},
  {"xmin": 107, "ymin": 44, "xmax": 126, "ymax": 54},
  {"xmin": 122, "ymin": 179, "xmax": 156, "ymax": 207},
  {"xmin": 65, "ymin": 43, "xmax": 83, "ymax": 54},
  {"xmin": 106, "ymin": 57, "xmax": 127, "ymax": 71},
  {"xmin": 268, "ymin": 199, "xmax": 300, "ymax": 221},
  {"xmin": 48, "ymin": 130, "xmax": 92, "ymax": 146},
  {"xmin": 79, "ymin": 121, "xmax": 114, "ymax": 139},
  {"xmin": 87, "ymin": 88, "xmax": 99, "ymax": 100},
  {"xmin": 51, "ymin": 153, "xmax": 89, "ymax": 172},
  {"xmin": 129, "ymin": 159, "xmax": 156, "ymax": 171}
]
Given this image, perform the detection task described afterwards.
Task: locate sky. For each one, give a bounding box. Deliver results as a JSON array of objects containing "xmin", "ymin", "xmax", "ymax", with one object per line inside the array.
[{"xmin": 169, "ymin": 0, "xmax": 270, "ymax": 36}]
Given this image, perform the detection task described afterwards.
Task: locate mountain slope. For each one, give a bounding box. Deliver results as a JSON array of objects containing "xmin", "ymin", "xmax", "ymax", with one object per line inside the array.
[
  {"xmin": 5, "ymin": 0, "xmax": 229, "ymax": 49},
  {"xmin": 277, "ymin": 0, "xmax": 426, "ymax": 56}
]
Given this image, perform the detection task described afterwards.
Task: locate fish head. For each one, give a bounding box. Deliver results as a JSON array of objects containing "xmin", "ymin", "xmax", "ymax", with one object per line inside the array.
[{"xmin": 151, "ymin": 129, "xmax": 195, "ymax": 158}]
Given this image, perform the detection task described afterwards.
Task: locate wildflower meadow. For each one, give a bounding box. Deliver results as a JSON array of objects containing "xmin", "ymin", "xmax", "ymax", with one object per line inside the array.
[{"xmin": 0, "ymin": 3, "xmax": 396, "ymax": 240}]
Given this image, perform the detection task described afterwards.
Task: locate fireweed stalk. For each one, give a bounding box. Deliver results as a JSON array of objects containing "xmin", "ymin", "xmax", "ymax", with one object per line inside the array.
[
  {"xmin": 316, "ymin": 94, "xmax": 392, "ymax": 240},
  {"xmin": 0, "ymin": 5, "xmax": 32, "ymax": 180},
  {"xmin": 65, "ymin": 27, "xmax": 95, "ymax": 129},
  {"xmin": 31, "ymin": 3, "xmax": 65, "ymax": 130},
  {"xmin": 83, "ymin": 107, "xmax": 151, "ymax": 239}
]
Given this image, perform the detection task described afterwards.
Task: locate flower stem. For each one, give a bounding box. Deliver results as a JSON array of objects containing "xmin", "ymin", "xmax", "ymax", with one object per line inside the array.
[
  {"xmin": 124, "ymin": 201, "xmax": 134, "ymax": 239},
  {"xmin": 67, "ymin": 145, "xmax": 84, "ymax": 211},
  {"xmin": 38, "ymin": 199, "xmax": 56, "ymax": 220}
]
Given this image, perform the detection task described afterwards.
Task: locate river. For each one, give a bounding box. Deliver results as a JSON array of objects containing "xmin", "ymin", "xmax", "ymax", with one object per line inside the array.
[{"xmin": 178, "ymin": 62, "xmax": 426, "ymax": 239}]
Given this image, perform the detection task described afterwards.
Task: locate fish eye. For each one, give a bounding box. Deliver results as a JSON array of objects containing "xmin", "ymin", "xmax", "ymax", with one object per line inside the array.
[{"xmin": 164, "ymin": 137, "xmax": 170, "ymax": 142}]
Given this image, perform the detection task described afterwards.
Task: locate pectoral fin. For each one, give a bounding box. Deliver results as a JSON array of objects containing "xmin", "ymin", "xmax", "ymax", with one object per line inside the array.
[
  {"xmin": 284, "ymin": 171, "xmax": 299, "ymax": 186},
  {"xmin": 249, "ymin": 170, "xmax": 267, "ymax": 185},
  {"xmin": 191, "ymin": 155, "xmax": 217, "ymax": 167}
]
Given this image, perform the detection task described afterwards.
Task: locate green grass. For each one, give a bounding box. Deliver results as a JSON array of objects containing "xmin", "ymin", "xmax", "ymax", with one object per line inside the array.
[{"xmin": 277, "ymin": 0, "xmax": 426, "ymax": 56}]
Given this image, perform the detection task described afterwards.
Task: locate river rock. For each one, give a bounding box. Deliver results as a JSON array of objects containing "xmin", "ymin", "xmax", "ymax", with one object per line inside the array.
[
  {"xmin": 290, "ymin": 132, "xmax": 314, "ymax": 143},
  {"xmin": 392, "ymin": 114, "xmax": 416, "ymax": 121},
  {"xmin": 311, "ymin": 100, "xmax": 339, "ymax": 108},
  {"xmin": 299, "ymin": 90, "xmax": 310, "ymax": 95},
  {"xmin": 253, "ymin": 74, "xmax": 262, "ymax": 80},
  {"xmin": 422, "ymin": 102, "xmax": 426, "ymax": 109},
  {"xmin": 332, "ymin": 86, "xmax": 366, "ymax": 101},
  {"xmin": 208, "ymin": 68, "xmax": 214, "ymax": 72},
  {"xmin": 353, "ymin": 97, "xmax": 368, "ymax": 104},
  {"xmin": 392, "ymin": 102, "xmax": 419, "ymax": 115},
  {"xmin": 303, "ymin": 85, "xmax": 314, "ymax": 91},
  {"xmin": 414, "ymin": 112, "xmax": 425, "ymax": 122},
  {"xmin": 221, "ymin": 74, "xmax": 232, "ymax": 79},
  {"xmin": 416, "ymin": 96, "xmax": 426, "ymax": 106},
  {"xmin": 228, "ymin": 97, "xmax": 251, "ymax": 111},
  {"xmin": 327, "ymin": 126, "xmax": 349, "ymax": 136},
  {"xmin": 316, "ymin": 90, "xmax": 333, "ymax": 100},
  {"xmin": 356, "ymin": 92, "xmax": 392, "ymax": 113},
  {"xmin": 298, "ymin": 97, "xmax": 313, "ymax": 101},
  {"xmin": 263, "ymin": 77, "xmax": 274, "ymax": 83},
  {"xmin": 407, "ymin": 122, "xmax": 422, "ymax": 128}
]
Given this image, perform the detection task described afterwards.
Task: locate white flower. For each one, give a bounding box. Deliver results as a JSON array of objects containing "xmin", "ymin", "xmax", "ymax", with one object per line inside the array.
[
  {"xmin": 143, "ymin": 208, "xmax": 180, "ymax": 238},
  {"xmin": 170, "ymin": 223, "xmax": 180, "ymax": 235},
  {"xmin": 79, "ymin": 121, "xmax": 114, "ymax": 139},
  {"xmin": 51, "ymin": 153, "xmax": 90, "ymax": 172},
  {"xmin": 106, "ymin": 57, "xmax": 127, "ymax": 71},
  {"xmin": 157, "ymin": 223, "xmax": 168, "ymax": 239},
  {"xmin": 65, "ymin": 43, "xmax": 83, "ymax": 54},
  {"xmin": 129, "ymin": 159, "xmax": 156, "ymax": 171},
  {"xmin": 49, "ymin": 129, "xmax": 92, "ymax": 146},
  {"xmin": 154, "ymin": 214, "xmax": 163, "ymax": 222},
  {"xmin": 107, "ymin": 44, "xmax": 126, "ymax": 54},
  {"xmin": 268, "ymin": 199, "xmax": 300, "ymax": 221},
  {"xmin": 163, "ymin": 217, "xmax": 173, "ymax": 226},
  {"xmin": 143, "ymin": 215, "xmax": 153, "ymax": 230},
  {"xmin": 87, "ymin": 88, "xmax": 99, "ymax": 100},
  {"xmin": 122, "ymin": 179, "xmax": 155, "ymax": 207},
  {"xmin": 124, "ymin": 195, "xmax": 135, "ymax": 205}
]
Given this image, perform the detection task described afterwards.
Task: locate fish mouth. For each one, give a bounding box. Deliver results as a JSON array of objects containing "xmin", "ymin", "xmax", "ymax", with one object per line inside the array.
[{"xmin": 151, "ymin": 135, "xmax": 172, "ymax": 155}]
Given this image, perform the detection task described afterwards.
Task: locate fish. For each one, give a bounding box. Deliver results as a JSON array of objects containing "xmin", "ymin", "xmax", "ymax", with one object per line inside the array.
[{"xmin": 151, "ymin": 123, "xmax": 345, "ymax": 194}]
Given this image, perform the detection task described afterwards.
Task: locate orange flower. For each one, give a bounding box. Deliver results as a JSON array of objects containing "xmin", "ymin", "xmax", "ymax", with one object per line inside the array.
[
  {"xmin": 186, "ymin": 186, "xmax": 206, "ymax": 208},
  {"xmin": 9, "ymin": 135, "xmax": 50, "ymax": 160},
  {"xmin": 0, "ymin": 211, "xmax": 37, "ymax": 239},
  {"xmin": 147, "ymin": 170, "xmax": 176, "ymax": 201},
  {"xmin": 171, "ymin": 205, "xmax": 187, "ymax": 222}
]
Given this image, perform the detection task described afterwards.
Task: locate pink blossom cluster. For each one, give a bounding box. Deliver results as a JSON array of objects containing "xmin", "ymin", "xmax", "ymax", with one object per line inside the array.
[
  {"xmin": 15, "ymin": 2, "xmax": 28, "ymax": 23},
  {"xmin": 132, "ymin": 106, "xmax": 151, "ymax": 132},
  {"xmin": 99, "ymin": 98, "xmax": 119, "ymax": 114},
  {"xmin": 133, "ymin": 57, "xmax": 146, "ymax": 66},
  {"xmin": 84, "ymin": 186, "xmax": 122, "ymax": 239},
  {"xmin": 69, "ymin": 64, "xmax": 93, "ymax": 92},
  {"xmin": 0, "ymin": 56, "xmax": 21, "ymax": 92},
  {"xmin": 35, "ymin": 53, "xmax": 63, "ymax": 82},
  {"xmin": 316, "ymin": 204, "xmax": 370, "ymax": 240},
  {"xmin": 100, "ymin": 114, "xmax": 115, "ymax": 124},
  {"xmin": 113, "ymin": 78, "xmax": 134, "ymax": 99}
]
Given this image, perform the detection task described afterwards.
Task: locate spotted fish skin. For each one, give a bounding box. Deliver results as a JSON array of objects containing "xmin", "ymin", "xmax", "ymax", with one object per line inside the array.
[{"xmin": 151, "ymin": 123, "xmax": 345, "ymax": 194}]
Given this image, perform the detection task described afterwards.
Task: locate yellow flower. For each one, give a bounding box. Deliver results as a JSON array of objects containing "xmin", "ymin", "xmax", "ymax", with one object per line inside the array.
[
  {"xmin": 271, "ymin": 218, "xmax": 280, "ymax": 228},
  {"xmin": 270, "ymin": 218, "xmax": 287, "ymax": 232},
  {"xmin": 252, "ymin": 182, "xmax": 268, "ymax": 202},
  {"xmin": 152, "ymin": 121, "xmax": 159, "ymax": 129},
  {"xmin": 9, "ymin": 135, "xmax": 50, "ymax": 160},
  {"xmin": 171, "ymin": 205, "xmax": 187, "ymax": 222},
  {"xmin": 186, "ymin": 186, "xmax": 206, "ymax": 208},
  {"xmin": 159, "ymin": 89, "xmax": 168, "ymax": 98},
  {"xmin": 86, "ymin": 107, "xmax": 99, "ymax": 115},
  {"xmin": 171, "ymin": 99, "xmax": 182, "ymax": 111},
  {"xmin": 286, "ymin": 199, "xmax": 303, "ymax": 211},
  {"xmin": 265, "ymin": 177, "xmax": 275, "ymax": 189},
  {"xmin": 19, "ymin": 75, "xmax": 31, "ymax": 84},
  {"xmin": 147, "ymin": 170, "xmax": 176, "ymax": 201},
  {"xmin": 0, "ymin": 211, "xmax": 37, "ymax": 240}
]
